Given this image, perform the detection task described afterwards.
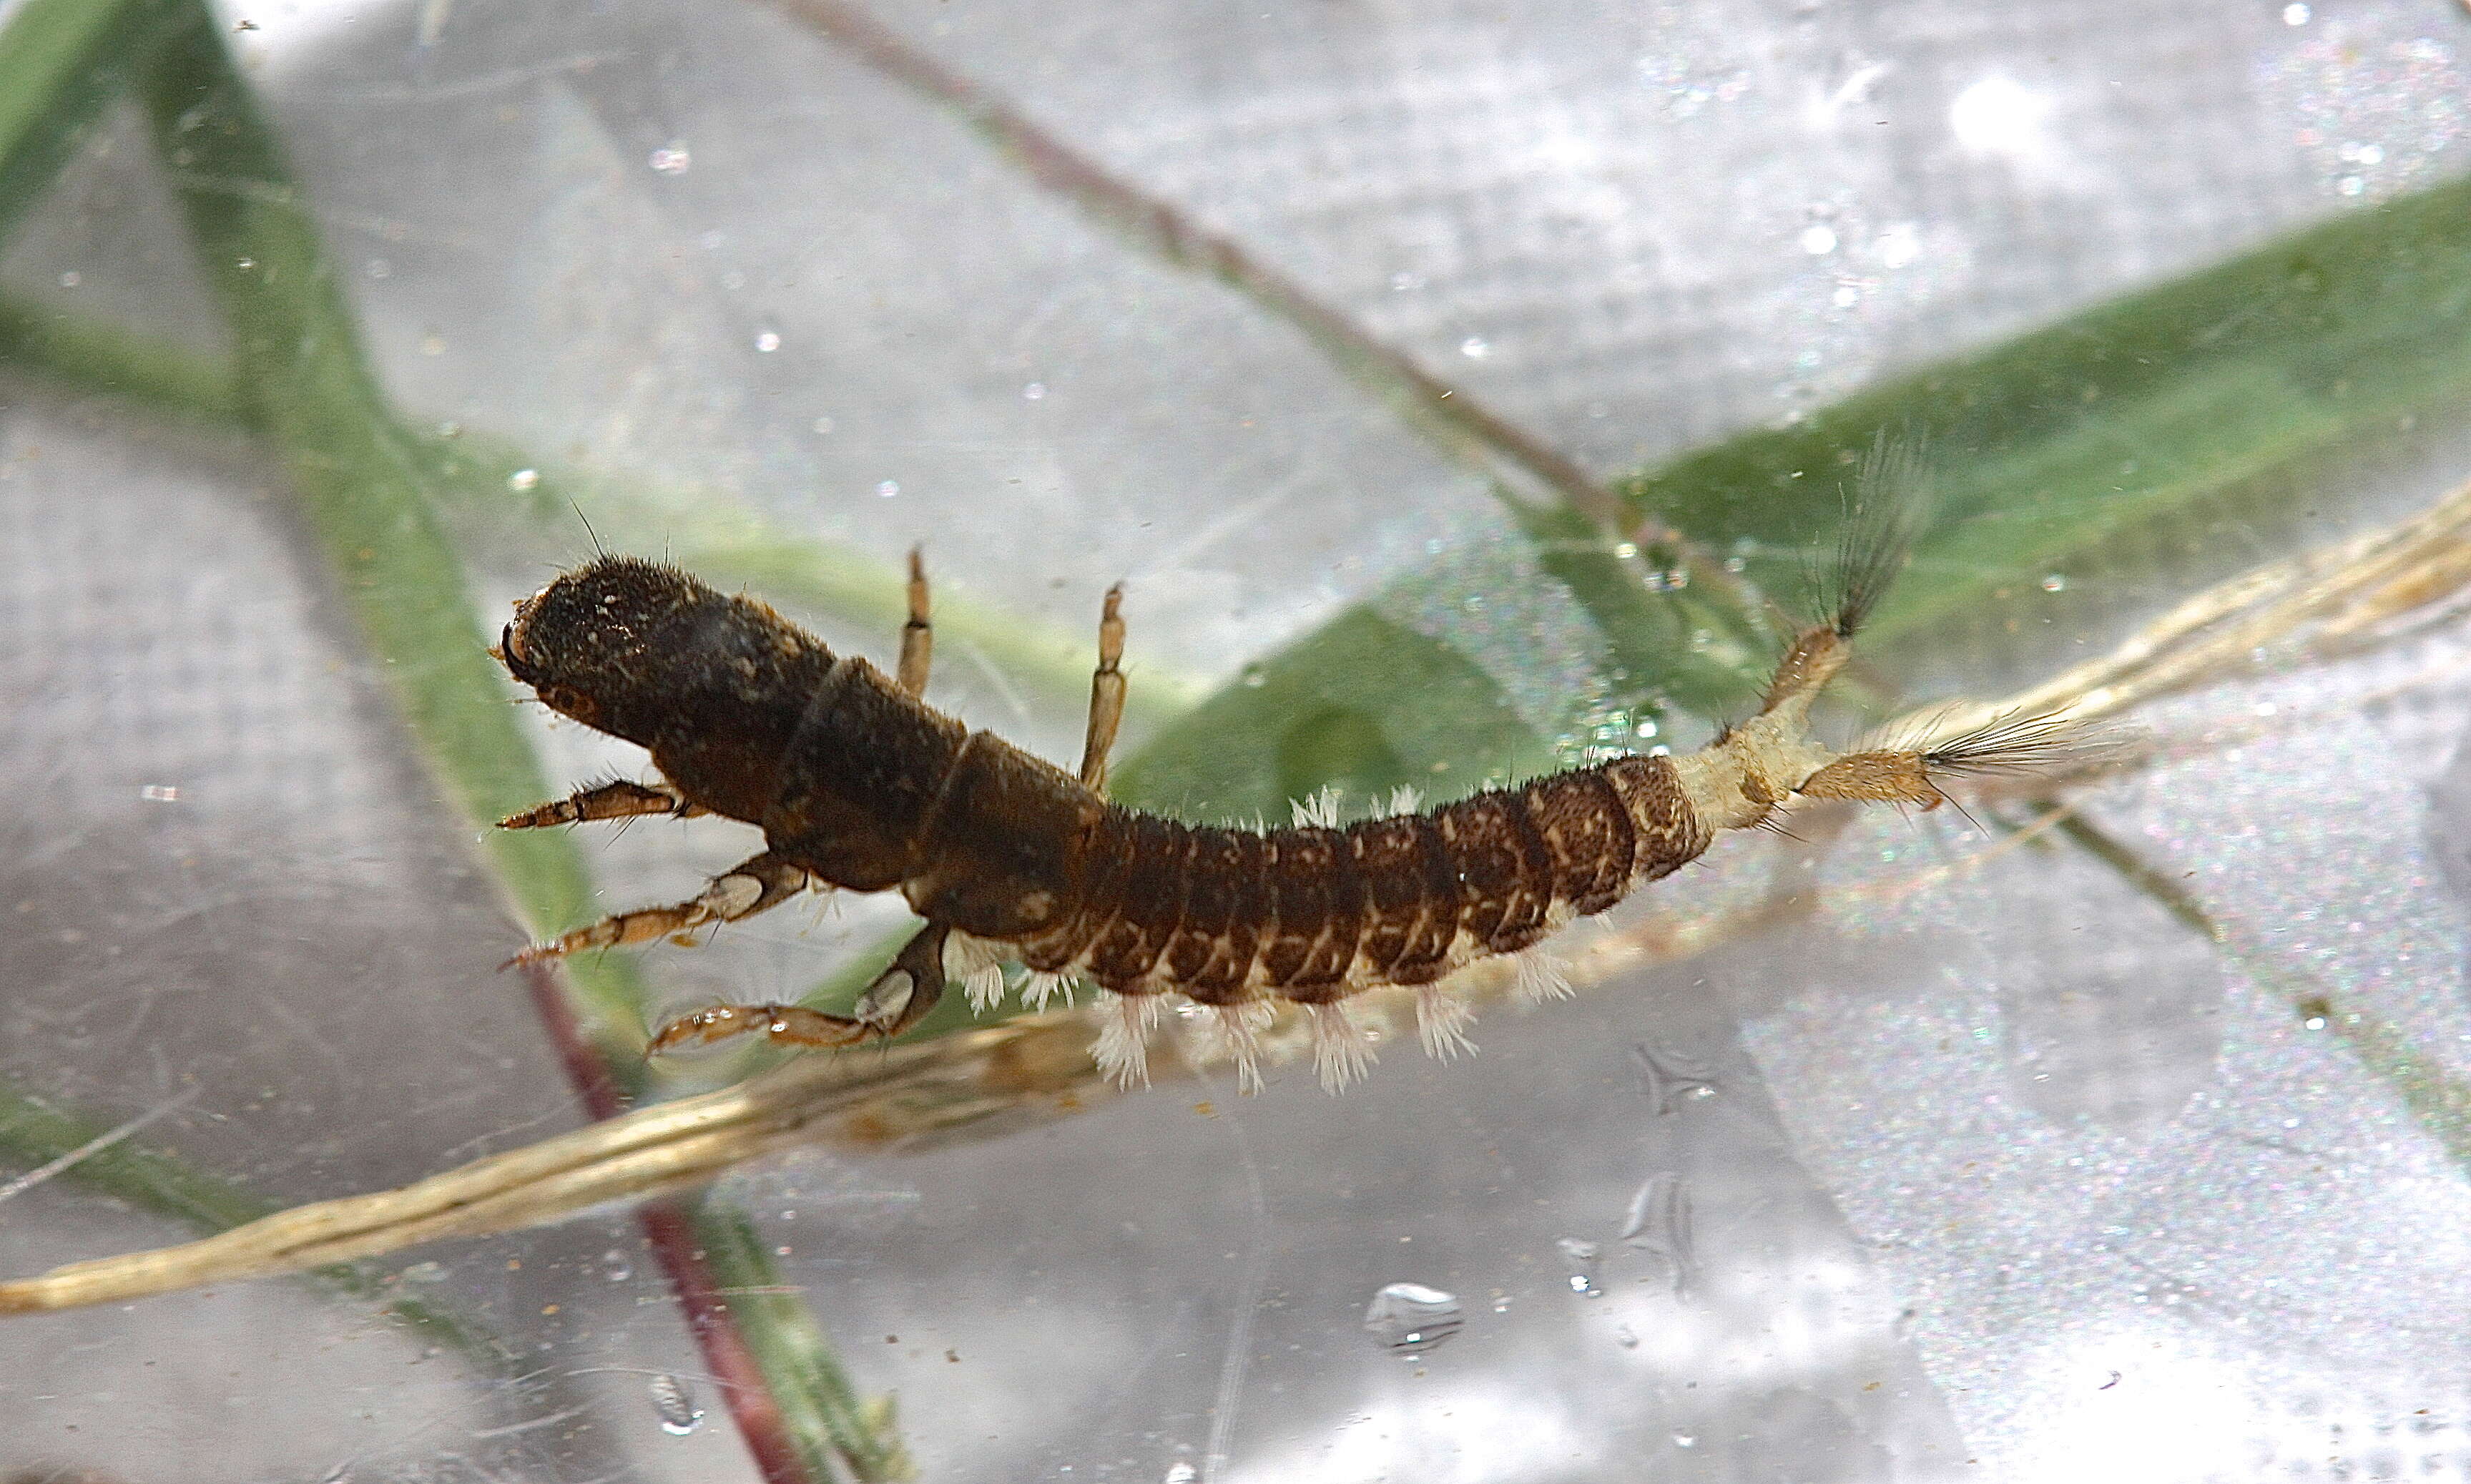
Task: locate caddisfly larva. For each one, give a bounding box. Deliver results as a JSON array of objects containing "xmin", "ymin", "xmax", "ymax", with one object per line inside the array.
[{"xmin": 493, "ymin": 440, "xmax": 2073, "ymax": 1093}]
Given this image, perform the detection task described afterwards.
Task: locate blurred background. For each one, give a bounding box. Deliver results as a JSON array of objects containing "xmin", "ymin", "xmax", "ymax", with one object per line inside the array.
[{"xmin": 8, "ymin": 0, "xmax": 2471, "ymax": 1479}]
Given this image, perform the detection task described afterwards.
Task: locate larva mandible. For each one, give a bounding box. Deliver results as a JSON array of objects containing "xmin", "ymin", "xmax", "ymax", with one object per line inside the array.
[{"xmin": 494, "ymin": 446, "xmax": 2063, "ymax": 1093}]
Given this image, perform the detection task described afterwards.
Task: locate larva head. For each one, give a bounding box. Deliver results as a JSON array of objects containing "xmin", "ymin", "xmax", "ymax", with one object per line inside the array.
[{"xmin": 497, "ymin": 556, "xmax": 715, "ymax": 746}]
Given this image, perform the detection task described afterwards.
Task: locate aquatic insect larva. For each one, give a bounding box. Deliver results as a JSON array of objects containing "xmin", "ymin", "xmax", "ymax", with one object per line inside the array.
[{"xmin": 496, "ymin": 448, "xmax": 2066, "ymax": 1091}]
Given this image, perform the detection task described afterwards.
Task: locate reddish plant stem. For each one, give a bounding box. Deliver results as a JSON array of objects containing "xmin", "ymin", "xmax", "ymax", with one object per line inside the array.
[{"xmin": 516, "ymin": 960, "xmax": 816, "ymax": 1484}]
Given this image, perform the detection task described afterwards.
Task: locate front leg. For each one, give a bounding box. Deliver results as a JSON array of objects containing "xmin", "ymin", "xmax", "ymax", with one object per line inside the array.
[
  {"xmin": 647, "ymin": 921, "xmax": 951, "ymax": 1053},
  {"xmin": 504, "ymin": 851, "xmax": 812, "ymax": 967}
]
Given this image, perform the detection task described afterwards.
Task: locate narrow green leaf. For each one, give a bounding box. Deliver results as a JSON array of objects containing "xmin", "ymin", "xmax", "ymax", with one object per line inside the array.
[{"xmin": 0, "ymin": 0, "xmax": 187, "ymax": 249}]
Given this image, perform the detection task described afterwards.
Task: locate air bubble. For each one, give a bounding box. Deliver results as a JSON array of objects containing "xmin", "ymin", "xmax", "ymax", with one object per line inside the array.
[
  {"xmin": 1799, "ymin": 225, "xmax": 1838, "ymax": 255},
  {"xmin": 649, "ymin": 142, "xmax": 691, "ymax": 175},
  {"xmin": 875, "ymin": 479, "xmax": 900, "ymax": 498},
  {"xmin": 1459, "ymin": 336, "xmax": 1491, "ymax": 359},
  {"xmin": 2282, "ymin": 2, "xmax": 2309, "ymax": 22},
  {"xmin": 1556, "ymin": 1237, "xmax": 1603, "ymax": 1297},
  {"xmin": 1023, "ymin": 382, "xmax": 1047, "ymax": 400},
  {"xmin": 2040, "ymin": 573, "xmax": 2066, "ymax": 593},
  {"xmin": 1240, "ymin": 663, "xmax": 1267, "ymax": 689},
  {"xmin": 507, "ymin": 468, "xmax": 540, "ymax": 493},
  {"xmin": 600, "ymin": 1248, "xmax": 633, "ymax": 1282},
  {"xmin": 649, "ymin": 1372, "xmax": 704, "ymax": 1435},
  {"xmin": 139, "ymin": 785, "xmax": 182, "ymax": 802},
  {"xmin": 755, "ymin": 331, "xmax": 781, "ymax": 353},
  {"xmin": 1164, "ymin": 1466, "xmax": 1199, "ymax": 1484},
  {"xmin": 58, "ymin": 270, "xmax": 81, "ymax": 288},
  {"xmin": 1362, "ymin": 1282, "xmax": 1464, "ymax": 1354}
]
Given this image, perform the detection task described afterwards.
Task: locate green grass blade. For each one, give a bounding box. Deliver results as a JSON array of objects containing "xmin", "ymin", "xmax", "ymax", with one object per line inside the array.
[{"xmin": 0, "ymin": 0, "xmax": 187, "ymax": 249}]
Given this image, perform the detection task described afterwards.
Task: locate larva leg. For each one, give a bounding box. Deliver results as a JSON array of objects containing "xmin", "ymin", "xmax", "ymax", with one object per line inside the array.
[
  {"xmin": 645, "ymin": 921, "xmax": 950, "ymax": 1053},
  {"xmin": 896, "ymin": 546, "xmax": 933, "ymax": 697},
  {"xmin": 504, "ymin": 852, "xmax": 812, "ymax": 968},
  {"xmin": 1077, "ymin": 584, "xmax": 1126, "ymax": 794},
  {"xmin": 498, "ymin": 777, "xmax": 706, "ymax": 830}
]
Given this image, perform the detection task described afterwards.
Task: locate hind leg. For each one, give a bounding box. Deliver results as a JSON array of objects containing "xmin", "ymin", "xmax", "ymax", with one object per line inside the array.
[
  {"xmin": 647, "ymin": 921, "xmax": 950, "ymax": 1053},
  {"xmin": 897, "ymin": 546, "xmax": 933, "ymax": 696},
  {"xmin": 1077, "ymin": 584, "xmax": 1126, "ymax": 795}
]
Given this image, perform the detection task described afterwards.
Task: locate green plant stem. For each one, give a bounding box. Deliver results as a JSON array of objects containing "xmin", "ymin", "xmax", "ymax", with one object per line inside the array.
[{"xmin": 0, "ymin": 0, "xmax": 188, "ymax": 247}]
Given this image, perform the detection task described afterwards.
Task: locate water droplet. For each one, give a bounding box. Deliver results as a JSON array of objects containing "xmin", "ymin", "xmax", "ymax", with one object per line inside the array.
[
  {"xmin": 755, "ymin": 330, "xmax": 781, "ymax": 353},
  {"xmin": 1023, "ymin": 381, "xmax": 1047, "ymax": 401},
  {"xmin": 235, "ymin": 257, "xmax": 256, "ymax": 270},
  {"xmin": 1615, "ymin": 1324, "xmax": 1640, "ymax": 1349},
  {"xmin": 139, "ymin": 784, "xmax": 182, "ymax": 802},
  {"xmin": 1613, "ymin": 541, "xmax": 1639, "ymax": 559},
  {"xmin": 1634, "ymin": 718, "xmax": 1659, "ymax": 739},
  {"xmin": 2282, "ymin": 1, "xmax": 2309, "ymax": 22},
  {"xmin": 600, "ymin": 1248, "xmax": 633, "ymax": 1282},
  {"xmin": 875, "ymin": 479, "xmax": 900, "ymax": 498},
  {"xmin": 649, "ymin": 142, "xmax": 691, "ymax": 175},
  {"xmin": 1832, "ymin": 285, "xmax": 1859, "ymax": 308},
  {"xmin": 436, "ymin": 421, "xmax": 463, "ymax": 439},
  {"xmin": 399, "ymin": 1260, "xmax": 446, "ymax": 1283},
  {"xmin": 1459, "ymin": 335, "xmax": 1491, "ymax": 359},
  {"xmin": 2338, "ymin": 175, "xmax": 2366, "ymax": 197},
  {"xmin": 1556, "ymin": 1237, "xmax": 1603, "ymax": 1297},
  {"xmin": 1672, "ymin": 1433, "xmax": 1697, "ymax": 1449},
  {"xmin": 366, "ymin": 258, "xmax": 391, "ymax": 280},
  {"xmin": 507, "ymin": 468, "xmax": 540, "ymax": 493},
  {"xmin": 811, "ymin": 416, "xmax": 835, "ymax": 435},
  {"xmin": 1723, "ymin": 554, "xmax": 1748, "ymax": 573},
  {"xmin": 57, "ymin": 270, "xmax": 80, "ymax": 288},
  {"xmin": 1363, "ymin": 1282, "xmax": 1464, "ymax": 1354},
  {"xmin": 1164, "ymin": 1466, "xmax": 1199, "ymax": 1484},
  {"xmin": 2040, "ymin": 573, "xmax": 2066, "ymax": 593},
  {"xmin": 1799, "ymin": 225, "xmax": 1838, "ymax": 255},
  {"xmin": 1240, "ymin": 663, "xmax": 1267, "ymax": 689},
  {"xmin": 649, "ymin": 1372, "xmax": 704, "ymax": 1435}
]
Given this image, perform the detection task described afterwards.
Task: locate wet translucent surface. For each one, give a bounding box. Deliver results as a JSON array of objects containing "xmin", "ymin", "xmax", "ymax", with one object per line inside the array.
[{"xmin": 8, "ymin": 0, "xmax": 2471, "ymax": 1480}]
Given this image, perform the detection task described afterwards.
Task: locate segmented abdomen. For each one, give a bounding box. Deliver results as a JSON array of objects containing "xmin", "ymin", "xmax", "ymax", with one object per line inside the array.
[{"xmin": 1007, "ymin": 756, "xmax": 1709, "ymax": 1003}]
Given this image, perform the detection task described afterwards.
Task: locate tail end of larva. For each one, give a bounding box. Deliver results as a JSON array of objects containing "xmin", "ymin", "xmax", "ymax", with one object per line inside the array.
[
  {"xmin": 1799, "ymin": 710, "xmax": 2123, "ymax": 807},
  {"xmin": 1917, "ymin": 710, "xmax": 2124, "ymax": 781},
  {"xmin": 1822, "ymin": 429, "xmax": 1932, "ymax": 642}
]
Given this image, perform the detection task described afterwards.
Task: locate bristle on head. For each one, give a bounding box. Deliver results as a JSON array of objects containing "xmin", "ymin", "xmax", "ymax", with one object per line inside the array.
[
  {"xmin": 1414, "ymin": 985, "xmax": 1478, "ymax": 1061},
  {"xmin": 1307, "ymin": 1001, "xmax": 1376, "ymax": 1092},
  {"xmin": 1093, "ymin": 991, "xmax": 1163, "ymax": 1089},
  {"xmin": 1380, "ymin": 784, "xmax": 1424, "ymax": 819}
]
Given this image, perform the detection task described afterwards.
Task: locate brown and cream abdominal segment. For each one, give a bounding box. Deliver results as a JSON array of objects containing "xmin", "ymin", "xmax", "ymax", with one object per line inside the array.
[{"xmin": 497, "ymin": 538, "xmax": 1994, "ymax": 1091}]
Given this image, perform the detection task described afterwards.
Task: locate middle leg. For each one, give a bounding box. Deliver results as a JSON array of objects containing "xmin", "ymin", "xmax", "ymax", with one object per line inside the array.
[{"xmin": 505, "ymin": 851, "xmax": 813, "ymax": 968}]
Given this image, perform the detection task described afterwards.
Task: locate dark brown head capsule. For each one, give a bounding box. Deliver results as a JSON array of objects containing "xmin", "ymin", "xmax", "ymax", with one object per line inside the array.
[{"xmin": 501, "ymin": 557, "xmax": 839, "ymax": 824}]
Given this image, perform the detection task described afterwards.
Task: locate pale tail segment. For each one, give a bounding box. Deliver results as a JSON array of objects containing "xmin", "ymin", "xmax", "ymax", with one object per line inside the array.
[{"xmin": 496, "ymin": 437, "xmax": 2075, "ymax": 1093}]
